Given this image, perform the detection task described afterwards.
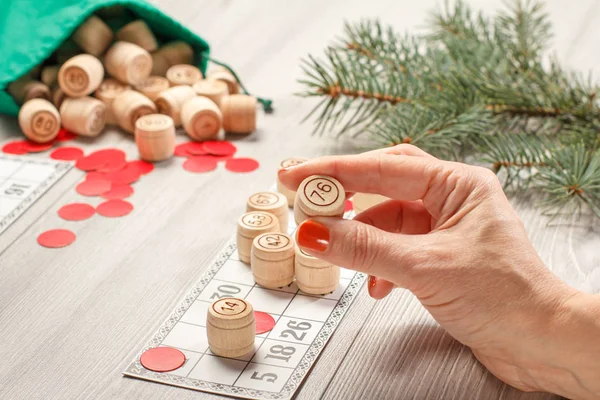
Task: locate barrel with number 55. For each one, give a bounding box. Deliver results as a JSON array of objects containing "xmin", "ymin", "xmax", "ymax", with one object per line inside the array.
[
  {"xmin": 237, "ymin": 211, "xmax": 280, "ymax": 263},
  {"xmin": 207, "ymin": 297, "xmax": 256, "ymax": 358},
  {"xmin": 251, "ymin": 232, "xmax": 295, "ymax": 288}
]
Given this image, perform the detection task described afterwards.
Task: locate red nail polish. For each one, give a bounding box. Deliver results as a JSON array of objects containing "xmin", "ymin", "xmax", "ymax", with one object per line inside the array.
[
  {"xmin": 368, "ymin": 275, "xmax": 377, "ymax": 298},
  {"xmin": 297, "ymin": 220, "xmax": 329, "ymax": 252}
]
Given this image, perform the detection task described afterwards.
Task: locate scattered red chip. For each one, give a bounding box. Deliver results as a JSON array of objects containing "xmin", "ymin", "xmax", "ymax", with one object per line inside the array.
[
  {"xmin": 140, "ymin": 347, "xmax": 186, "ymax": 373},
  {"xmin": 55, "ymin": 128, "xmax": 77, "ymax": 142},
  {"xmin": 76, "ymin": 179, "xmax": 112, "ymax": 196},
  {"xmin": 76, "ymin": 149, "xmax": 127, "ymax": 171},
  {"xmin": 22, "ymin": 140, "xmax": 53, "ymax": 153},
  {"xmin": 37, "ymin": 229, "xmax": 76, "ymax": 248},
  {"xmin": 50, "ymin": 147, "xmax": 84, "ymax": 161},
  {"xmin": 2, "ymin": 141, "xmax": 28, "ymax": 155},
  {"xmin": 187, "ymin": 141, "xmax": 211, "ymax": 155},
  {"xmin": 183, "ymin": 156, "xmax": 218, "ymax": 173},
  {"xmin": 129, "ymin": 160, "xmax": 154, "ymax": 175},
  {"xmin": 203, "ymin": 140, "xmax": 237, "ymax": 156},
  {"xmin": 76, "ymin": 156, "xmax": 108, "ymax": 171},
  {"xmin": 103, "ymin": 162, "xmax": 142, "ymax": 185},
  {"xmin": 97, "ymin": 199, "xmax": 133, "ymax": 217},
  {"xmin": 225, "ymin": 158, "xmax": 259, "ymax": 173},
  {"xmin": 101, "ymin": 184, "xmax": 134, "ymax": 200},
  {"xmin": 96, "ymin": 159, "xmax": 127, "ymax": 173},
  {"xmin": 174, "ymin": 143, "xmax": 192, "ymax": 157},
  {"xmin": 85, "ymin": 171, "xmax": 107, "ymax": 181},
  {"xmin": 255, "ymin": 311, "xmax": 276, "ymax": 334},
  {"xmin": 345, "ymin": 199, "xmax": 353, "ymax": 212},
  {"xmin": 58, "ymin": 203, "xmax": 96, "ymax": 221}
]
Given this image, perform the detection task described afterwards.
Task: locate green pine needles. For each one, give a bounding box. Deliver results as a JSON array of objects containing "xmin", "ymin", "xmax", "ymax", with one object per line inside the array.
[{"xmin": 297, "ymin": 0, "xmax": 600, "ymax": 219}]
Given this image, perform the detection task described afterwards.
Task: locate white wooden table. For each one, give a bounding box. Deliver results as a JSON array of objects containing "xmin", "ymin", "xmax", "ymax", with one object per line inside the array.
[{"xmin": 1, "ymin": 1, "xmax": 598, "ymax": 398}]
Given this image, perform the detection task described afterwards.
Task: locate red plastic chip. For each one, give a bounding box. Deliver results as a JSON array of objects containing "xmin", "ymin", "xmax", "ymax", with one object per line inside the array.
[
  {"xmin": 140, "ymin": 347, "xmax": 186, "ymax": 373},
  {"xmin": 97, "ymin": 199, "xmax": 133, "ymax": 217},
  {"xmin": 55, "ymin": 128, "xmax": 77, "ymax": 142},
  {"xmin": 101, "ymin": 184, "xmax": 134, "ymax": 200},
  {"xmin": 344, "ymin": 199, "xmax": 353, "ymax": 212},
  {"xmin": 58, "ymin": 203, "xmax": 96, "ymax": 221},
  {"xmin": 225, "ymin": 158, "xmax": 259, "ymax": 173},
  {"xmin": 129, "ymin": 160, "xmax": 154, "ymax": 175},
  {"xmin": 96, "ymin": 159, "xmax": 127, "ymax": 173},
  {"xmin": 203, "ymin": 140, "xmax": 237, "ymax": 156},
  {"xmin": 103, "ymin": 163, "xmax": 142, "ymax": 185},
  {"xmin": 187, "ymin": 141, "xmax": 211, "ymax": 155},
  {"xmin": 76, "ymin": 149, "xmax": 126, "ymax": 171},
  {"xmin": 255, "ymin": 311, "xmax": 276, "ymax": 334},
  {"xmin": 2, "ymin": 141, "xmax": 28, "ymax": 155},
  {"xmin": 85, "ymin": 171, "xmax": 107, "ymax": 181},
  {"xmin": 37, "ymin": 229, "xmax": 76, "ymax": 248},
  {"xmin": 76, "ymin": 179, "xmax": 112, "ymax": 196},
  {"xmin": 50, "ymin": 147, "xmax": 84, "ymax": 161},
  {"xmin": 22, "ymin": 140, "xmax": 53, "ymax": 153},
  {"xmin": 183, "ymin": 156, "xmax": 218, "ymax": 173}
]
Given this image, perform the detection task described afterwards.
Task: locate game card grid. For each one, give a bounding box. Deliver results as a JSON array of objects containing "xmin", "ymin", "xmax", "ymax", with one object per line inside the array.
[
  {"xmin": 124, "ymin": 208, "xmax": 366, "ymax": 400},
  {"xmin": 0, "ymin": 154, "xmax": 73, "ymax": 234}
]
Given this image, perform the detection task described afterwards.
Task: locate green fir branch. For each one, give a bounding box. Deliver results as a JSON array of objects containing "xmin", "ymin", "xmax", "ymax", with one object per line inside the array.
[{"xmin": 296, "ymin": 0, "xmax": 600, "ymax": 218}]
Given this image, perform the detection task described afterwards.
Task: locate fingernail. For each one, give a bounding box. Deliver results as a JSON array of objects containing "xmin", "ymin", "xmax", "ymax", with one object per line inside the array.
[
  {"xmin": 368, "ymin": 275, "xmax": 377, "ymax": 298},
  {"xmin": 297, "ymin": 220, "xmax": 329, "ymax": 252}
]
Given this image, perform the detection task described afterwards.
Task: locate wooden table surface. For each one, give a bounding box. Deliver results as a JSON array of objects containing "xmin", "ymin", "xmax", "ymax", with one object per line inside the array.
[{"xmin": 1, "ymin": 0, "xmax": 599, "ymax": 399}]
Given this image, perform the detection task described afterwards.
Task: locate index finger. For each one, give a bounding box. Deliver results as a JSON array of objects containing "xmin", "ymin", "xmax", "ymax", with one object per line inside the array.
[{"xmin": 277, "ymin": 144, "xmax": 487, "ymax": 221}]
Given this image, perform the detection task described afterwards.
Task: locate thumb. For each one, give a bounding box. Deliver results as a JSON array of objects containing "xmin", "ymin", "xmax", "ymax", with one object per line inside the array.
[{"xmin": 295, "ymin": 218, "xmax": 424, "ymax": 288}]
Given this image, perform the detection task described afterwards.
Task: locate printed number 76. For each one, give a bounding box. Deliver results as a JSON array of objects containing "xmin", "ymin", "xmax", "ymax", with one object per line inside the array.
[{"xmin": 251, "ymin": 371, "xmax": 277, "ymax": 383}]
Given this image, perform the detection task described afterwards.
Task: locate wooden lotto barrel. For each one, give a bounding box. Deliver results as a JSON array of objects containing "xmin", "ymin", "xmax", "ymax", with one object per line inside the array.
[
  {"xmin": 151, "ymin": 41, "xmax": 194, "ymax": 76},
  {"xmin": 104, "ymin": 41, "xmax": 152, "ymax": 85},
  {"xmin": 192, "ymin": 79, "xmax": 228, "ymax": 107},
  {"xmin": 206, "ymin": 298, "xmax": 255, "ymax": 358},
  {"xmin": 236, "ymin": 211, "xmax": 280, "ymax": 264},
  {"xmin": 94, "ymin": 78, "xmax": 131, "ymax": 125},
  {"xmin": 51, "ymin": 85, "xmax": 67, "ymax": 109},
  {"xmin": 18, "ymin": 99, "xmax": 61, "ymax": 143},
  {"xmin": 207, "ymin": 66, "xmax": 239, "ymax": 94},
  {"xmin": 71, "ymin": 15, "xmax": 113, "ymax": 56},
  {"xmin": 251, "ymin": 232, "xmax": 295, "ymax": 288},
  {"xmin": 154, "ymin": 85, "xmax": 195, "ymax": 127},
  {"xmin": 41, "ymin": 65, "xmax": 60, "ymax": 87},
  {"xmin": 276, "ymin": 157, "xmax": 309, "ymax": 207},
  {"xmin": 60, "ymin": 97, "xmax": 107, "ymax": 137},
  {"xmin": 58, "ymin": 54, "xmax": 104, "ymax": 97},
  {"xmin": 166, "ymin": 64, "xmax": 203, "ymax": 86},
  {"xmin": 8, "ymin": 76, "xmax": 51, "ymax": 105},
  {"xmin": 134, "ymin": 76, "xmax": 170, "ymax": 102},
  {"xmin": 180, "ymin": 96, "xmax": 222, "ymax": 141},
  {"xmin": 246, "ymin": 191, "xmax": 288, "ymax": 233},
  {"xmin": 294, "ymin": 175, "xmax": 345, "ymax": 225},
  {"xmin": 115, "ymin": 20, "xmax": 158, "ymax": 52},
  {"xmin": 221, "ymin": 94, "xmax": 256, "ymax": 134},
  {"xmin": 112, "ymin": 90, "xmax": 157, "ymax": 133},
  {"xmin": 294, "ymin": 246, "xmax": 340, "ymax": 295},
  {"xmin": 134, "ymin": 114, "xmax": 176, "ymax": 162}
]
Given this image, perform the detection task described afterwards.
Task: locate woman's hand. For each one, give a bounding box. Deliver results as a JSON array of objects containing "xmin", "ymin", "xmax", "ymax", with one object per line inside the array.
[{"xmin": 278, "ymin": 144, "xmax": 600, "ymax": 399}]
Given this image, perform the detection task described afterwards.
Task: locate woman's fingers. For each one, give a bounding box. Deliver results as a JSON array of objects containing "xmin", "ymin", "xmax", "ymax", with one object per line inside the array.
[
  {"xmin": 353, "ymin": 200, "xmax": 432, "ymax": 300},
  {"xmin": 368, "ymin": 276, "xmax": 395, "ymax": 300},
  {"xmin": 353, "ymin": 199, "xmax": 433, "ymax": 235},
  {"xmin": 296, "ymin": 217, "xmax": 429, "ymax": 287},
  {"xmin": 278, "ymin": 144, "xmax": 488, "ymax": 221}
]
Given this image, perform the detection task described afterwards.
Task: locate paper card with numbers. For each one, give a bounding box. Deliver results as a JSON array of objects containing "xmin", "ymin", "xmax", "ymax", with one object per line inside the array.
[
  {"xmin": 124, "ymin": 207, "xmax": 366, "ymax": 400},
  {"xmin": 0, "ymin": 154, "xmax": 72, "ymax": 235}
]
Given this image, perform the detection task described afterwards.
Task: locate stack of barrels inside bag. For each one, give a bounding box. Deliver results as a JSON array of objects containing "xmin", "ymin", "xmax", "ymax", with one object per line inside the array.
[{"xmin": 8, "ymin": 6, "xmax": 257, "ymax": 162}]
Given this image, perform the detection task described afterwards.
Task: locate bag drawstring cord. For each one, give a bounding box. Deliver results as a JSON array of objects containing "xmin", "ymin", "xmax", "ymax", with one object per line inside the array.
[{"xmin": 205, "ymin": 56, "xmax": 274, "ymax": 114}]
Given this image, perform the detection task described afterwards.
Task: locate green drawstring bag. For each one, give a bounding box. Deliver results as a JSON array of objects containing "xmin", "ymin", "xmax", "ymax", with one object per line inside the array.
[{"xmin": 0, "ymin": 0, "xmax": 272, "ymax": 117}]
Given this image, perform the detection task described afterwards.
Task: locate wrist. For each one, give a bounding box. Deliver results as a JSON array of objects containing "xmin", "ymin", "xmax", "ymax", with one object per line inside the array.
[{"xmin": 532, "ymin": 291, "xmax": 600, "ymax": 399}]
